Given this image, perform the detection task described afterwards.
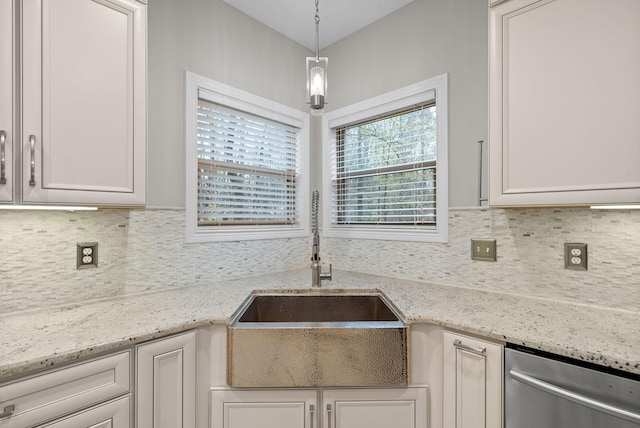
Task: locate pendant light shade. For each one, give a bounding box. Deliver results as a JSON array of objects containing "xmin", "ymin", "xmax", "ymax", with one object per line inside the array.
[
  {"xmin": 306, "ymin": 56, "xmax": 328, "ymax": 114},
  {"xmin": 306, "ymin": 0, "xmax": 327, "ymax": 115}
]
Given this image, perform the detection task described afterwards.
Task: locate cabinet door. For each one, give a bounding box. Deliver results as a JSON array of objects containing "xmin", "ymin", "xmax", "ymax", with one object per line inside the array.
[
  {"xmin": 0, "ymin": 351, "xmax": 130, "ymax": 428},
  {"xmin": 489, "ymin": 0, "xmax": 640, "ymax": 206},
  {"xmin": 136, "ymin": 332, "xmax": 196, "ymax": 428},
  {"xmin": 21, "ymin": 0, "xmax": 146, "ymax": 206},
  {"xmin": 322, "ymin": 387, "xmax": 428, "ymax": 428},
  {"xmin": 0, "ymin": 0, "xmax": 13, "ymax": 202},
  {"xmin": 210, "ymin": 389, "xmax": 318, "ymax": 428},
  {"xmin": 39, "ymin": 396, "xmax": 130, "ymax": 428},
  {"xmin": 443, "ymin": 332, "xmax": 503, "ymax": 428}
]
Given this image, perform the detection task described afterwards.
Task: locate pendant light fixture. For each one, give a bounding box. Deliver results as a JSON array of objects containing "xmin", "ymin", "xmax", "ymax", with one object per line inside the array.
[{"xmin": 306, "ymin": 0, "xmax": 328, "ymax": 116}]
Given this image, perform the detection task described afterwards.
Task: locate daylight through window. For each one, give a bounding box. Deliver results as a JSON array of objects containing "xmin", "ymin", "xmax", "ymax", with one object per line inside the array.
[
  {"xmin": 322, "ymin": 74, "xmax": 448, "ymax": 242},
  {"xmin": 335, "ymin": 103, "xmax": 437, "ymax": 226}
]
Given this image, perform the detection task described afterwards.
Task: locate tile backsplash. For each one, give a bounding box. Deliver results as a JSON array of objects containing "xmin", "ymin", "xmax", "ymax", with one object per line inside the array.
[
  {"xmin": 0, "ymin": 209, "xmax": 308, "ymax": 314},
  {"xmin": 325, "ymin": 207, "xmax": 640, "ymax": 312},
  {"xmin": 1, "ymin": 207, "xmax": 639, "ymax": 315}
]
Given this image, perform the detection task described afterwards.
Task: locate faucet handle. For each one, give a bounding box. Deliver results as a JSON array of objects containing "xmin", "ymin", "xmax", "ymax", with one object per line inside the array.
[{"xmin": 320, "ymin": 263, "xmax": 332, "ymax": 281}]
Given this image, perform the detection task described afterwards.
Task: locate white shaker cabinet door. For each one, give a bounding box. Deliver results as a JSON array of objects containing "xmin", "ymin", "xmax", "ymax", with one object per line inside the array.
[
  {"xmin": 210, "ymin": 389, "xmax": 318, "ymax": 428},
  {"xmin": 443, "ymin": 332, "xmax": 503, "ymax": 428},
  {"xmin": 0, "ymin": 0, "xmax": 13, "ymax": 202},
  {"xmin": 322, "ymin": 387, "xmax": 428, "ymax": 428},
  {"xmin": 21, "ymin": 0, "xmax": 146, "ymax": 206},
  {"xmin": 136, "ymin": 331, "xmax": 196, "ymax": 428},
  {"xmin": 489, "ymin": 0, "xmax": 640, "ymax": 206}
]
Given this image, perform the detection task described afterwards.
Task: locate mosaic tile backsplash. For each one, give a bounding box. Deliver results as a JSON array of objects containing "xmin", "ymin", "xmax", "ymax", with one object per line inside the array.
[
  {"xmin": 325, "ymin": 207, "xmax": 640, "ymax": 312},
  {"xmin": 0, "ymin": 209, "xmax": 309, "ymax": 314},
  {"xmin": 1, "ymin": 207, "xmax": 639, "ymax": 315}
]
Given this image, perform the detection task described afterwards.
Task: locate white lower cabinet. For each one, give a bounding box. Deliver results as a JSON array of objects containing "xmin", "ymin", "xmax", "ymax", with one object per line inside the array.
[
  {"xmin": 0, "ymin": 324, "xmax": 506, "ymax": 428},
  {"xmin": 0, "ymin": 351, "xmax": 131, "ymax": 428},
  {"xmin": 443, "ymin": 331, "xmax": 503, "ymax": 428},
  {"xmin": 136, "ymin": 331, "xmax": 196, "ymax": 428},
  {"xmin": 210, "ymin": 387, "xmax": 428, "ymax": 428},
  {"xmin": 210, "ymin": 389, "xmax": 318, "ymax": 428},
  {"xmin": 322, "ymin": 387, "xmax": 428, "ymax": 428}
]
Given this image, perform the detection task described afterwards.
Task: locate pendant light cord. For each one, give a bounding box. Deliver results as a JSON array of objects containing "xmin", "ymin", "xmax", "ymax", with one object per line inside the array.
[{"xmin": 315, "ymin": 0, "xmax": 320, "ymax": 61}]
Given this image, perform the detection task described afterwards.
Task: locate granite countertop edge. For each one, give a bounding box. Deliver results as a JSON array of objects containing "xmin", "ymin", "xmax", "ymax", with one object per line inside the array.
[{"xmin": 1, "ymin": 268, "xmax": 638, "ymax": 381}]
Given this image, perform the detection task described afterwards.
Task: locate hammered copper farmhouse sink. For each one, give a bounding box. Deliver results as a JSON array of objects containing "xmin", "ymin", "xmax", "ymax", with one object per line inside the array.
[{"xmin": 227, "ymin": 290, "xmax": 408, "ymax": 388}]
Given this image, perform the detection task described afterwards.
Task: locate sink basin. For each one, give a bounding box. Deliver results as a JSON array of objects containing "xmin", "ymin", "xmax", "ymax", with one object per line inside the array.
[
  {"xmin": 236, "ymin": 294, "xmax": 401, "ymax": 323},
  {"xmin": 227, "ymin": 290, "xmax": 408, "ymax": 388}
]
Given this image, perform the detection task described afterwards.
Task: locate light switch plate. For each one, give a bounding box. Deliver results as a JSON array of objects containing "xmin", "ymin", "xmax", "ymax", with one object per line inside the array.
[{"xmin": 471, "ymin": 239, "xmax": 497, "ymax": 262}]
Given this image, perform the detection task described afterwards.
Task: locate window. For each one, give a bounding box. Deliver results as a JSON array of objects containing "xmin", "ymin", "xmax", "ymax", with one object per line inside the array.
[
  {"xmin": 185, "ymin": 72, "xmax": 310, "ymax": 242},
  {"xmin": 322, "ymin": 75, "xmax": 448, "ymax": 242}
]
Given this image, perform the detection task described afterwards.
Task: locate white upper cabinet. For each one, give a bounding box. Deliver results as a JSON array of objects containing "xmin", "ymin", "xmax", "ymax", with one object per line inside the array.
[
  {"xmin": 0, "ymin": 0, "xmax": 14, "ymax": 202},
  {"xmin": 489, "ymin": 0, "xmax": 640, "ymax": 206},
  {"xmin": 18, "ymin": 0, "xmax": 146, "ymax": 206}
]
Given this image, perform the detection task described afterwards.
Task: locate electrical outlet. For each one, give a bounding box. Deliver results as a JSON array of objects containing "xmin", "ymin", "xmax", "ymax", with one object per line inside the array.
[
  {"xmin": 565, "ymin": 243, "xmax": 587, "ymax": 270},
  {"xmin": 471, "ymin": 239, "xmax": 497, "ymax": 261},
  {"xmin": 77, "ymin": 242, "xmax": 98, "ymax": 269}
]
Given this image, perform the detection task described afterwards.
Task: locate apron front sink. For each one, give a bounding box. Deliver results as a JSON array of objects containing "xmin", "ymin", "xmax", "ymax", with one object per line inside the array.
[{"xmin": 227, "ymin": 290, "xmax": 408, "ymax": 388}]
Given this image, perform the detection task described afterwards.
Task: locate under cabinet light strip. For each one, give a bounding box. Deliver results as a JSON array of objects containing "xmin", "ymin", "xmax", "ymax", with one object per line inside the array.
[
  {"xmin": 590, "ymin": 205, "xmax": 640, "ymax": 210},
  {"xmin": 0, "ymin": 205, "xmax": 98, "ymax": 211}
]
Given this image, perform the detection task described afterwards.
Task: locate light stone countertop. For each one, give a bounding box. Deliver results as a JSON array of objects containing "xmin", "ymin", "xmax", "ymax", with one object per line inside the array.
[{"xmin": 1, "ymin": 268, "xmax": 638, "ymax": 381}]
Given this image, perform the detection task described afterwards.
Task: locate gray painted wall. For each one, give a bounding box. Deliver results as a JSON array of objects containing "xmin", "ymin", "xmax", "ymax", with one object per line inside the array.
[
  {"xmin": 147, "ymin": 0, "xmax": 488, "ymax": 209},
  {"xmin": 147, "ymin": 0, "xmax": 312, "ymax": 208},
  {"xmin": 320, "ymin": 0, "xmax": 488, "ymax": 207}
]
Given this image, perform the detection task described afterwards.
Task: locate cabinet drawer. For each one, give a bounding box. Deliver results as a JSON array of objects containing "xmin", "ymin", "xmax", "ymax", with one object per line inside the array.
[
  {"xmin": 40, "ymin": 395, "xmax": 130, "ymax": 428},
  {"xmin": 0, "ymin": 351, "xmax": 130, "ymax": 428}
]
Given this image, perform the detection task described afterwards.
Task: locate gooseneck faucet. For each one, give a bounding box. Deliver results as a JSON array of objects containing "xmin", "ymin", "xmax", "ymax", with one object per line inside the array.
[{"xmin": 311, "ymin": 190, "xmax": 332, "ymax": 287}]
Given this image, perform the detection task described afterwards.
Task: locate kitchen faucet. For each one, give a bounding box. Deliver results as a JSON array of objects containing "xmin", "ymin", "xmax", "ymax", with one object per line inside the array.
[{"xmin": 311, "ymin": 190, "xmax": 332, "ymax": 287}]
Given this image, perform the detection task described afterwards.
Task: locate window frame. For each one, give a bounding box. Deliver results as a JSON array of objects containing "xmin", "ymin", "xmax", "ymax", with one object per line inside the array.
[
  {"xmin": 185, "ymin": 71, "xmax": 310, "ymax": 243},
  {"xmin": 322, "ymin": 74, "xmax": 448, "ymax": 243}
]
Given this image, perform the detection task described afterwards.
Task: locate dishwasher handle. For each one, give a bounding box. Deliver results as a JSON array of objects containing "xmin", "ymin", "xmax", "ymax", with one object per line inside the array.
[{"xmin": 510, "ymin": 369, "xmax": 640, "ymax": 424}]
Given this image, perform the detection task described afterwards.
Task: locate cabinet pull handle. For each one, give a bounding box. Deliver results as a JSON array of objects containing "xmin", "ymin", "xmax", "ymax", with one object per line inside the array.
[
  {"xmin": 0, "ymin": 130, "xmax": 6, "ymax": 185},
  {"xmin": 327, "ymin": 404, "xmax": 332, "ymax": 428},
  {"xmin": 0, "ymin": 404, "xmax": 15, "ymax": 420},
  {"xmin": 454, "ymin": 339, "xmax": 486, "ymax": 356},
  {"xmin": 29, "ymin": 134, "xmax": 36, "ymax": 186},
  {"xmin": 310, "ymin": 404, "xmax": 315, "ymax": 428},
  {"xmin": 477, "ymin": 140, "xmax": 487, "ymax": 206}
]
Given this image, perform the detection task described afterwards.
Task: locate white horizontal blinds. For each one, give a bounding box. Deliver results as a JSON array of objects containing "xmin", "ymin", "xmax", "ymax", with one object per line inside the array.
[
  {"xmin": 197, "ymin": 98, "xmax": 299, "ymax": 226},
  {"xmin": 335, "ymin": 103, "xmax": 437, "ymax": 226}
]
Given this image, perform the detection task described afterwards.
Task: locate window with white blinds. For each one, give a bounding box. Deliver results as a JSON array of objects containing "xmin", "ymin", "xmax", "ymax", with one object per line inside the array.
[
  {"xmin": 322, "ymin": 75, "xmax": 448, "ymax": 242},
  {"xmin": 336, "ymin": 103, "xmax": 437, "ymax": 225},
  {"xmin": 185, "ymin": 72, "xmax": 310, "ymax": 242},
  {"xmin": 197, "ymin": 99, "xmax": 298, "ymax": 226}
]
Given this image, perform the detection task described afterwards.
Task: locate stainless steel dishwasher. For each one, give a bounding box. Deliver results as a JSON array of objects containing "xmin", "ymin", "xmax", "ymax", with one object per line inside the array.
[{"xmin": 505, "ymin": 345, "xmax": 640, "ymax": 428}]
